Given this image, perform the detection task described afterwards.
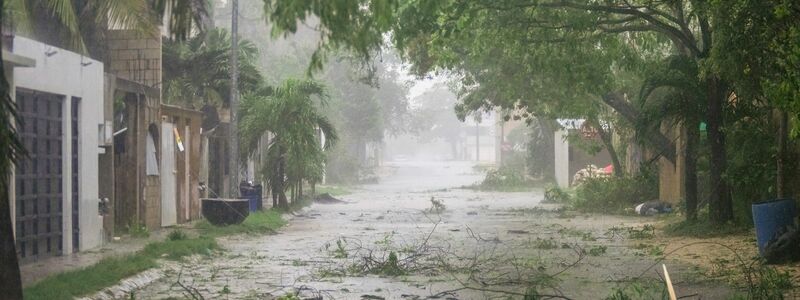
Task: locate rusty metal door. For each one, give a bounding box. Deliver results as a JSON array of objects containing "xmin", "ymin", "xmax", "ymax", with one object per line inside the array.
[
  {"xmin": 160, "ymin": 121, "xmax": 177, "ymax": 227},
  {"xmin": 15, "ymin": 90, "xmax": 64, "ymax": 262}
]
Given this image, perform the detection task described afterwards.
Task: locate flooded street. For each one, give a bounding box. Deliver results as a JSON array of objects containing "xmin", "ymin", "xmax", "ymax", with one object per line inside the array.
[{"xmin": 134, "ymin": 161, "xmax": 731, "ymax": 299}]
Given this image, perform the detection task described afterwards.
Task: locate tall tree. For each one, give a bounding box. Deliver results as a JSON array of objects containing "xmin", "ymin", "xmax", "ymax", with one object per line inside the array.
[
  {"xmin": 239, "ymin": 79, "xmax": 337, "ymax": 209},
  {"xmin": 262, "ymin": 0, "xmax": 738, "ymax": 222},
  {"xmin": 162, "ymin": 28, "xmax": 262, "ymax": 109}
]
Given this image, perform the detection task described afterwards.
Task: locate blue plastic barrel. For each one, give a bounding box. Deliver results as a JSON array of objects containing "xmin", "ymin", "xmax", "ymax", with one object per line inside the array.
[
  {"xmin": 752, "ymin": 198, "xmax": 797, "ymax": 255},
  {"xmin": 240, "ymin": 185, "xmax": 259, "ymax": 212}
]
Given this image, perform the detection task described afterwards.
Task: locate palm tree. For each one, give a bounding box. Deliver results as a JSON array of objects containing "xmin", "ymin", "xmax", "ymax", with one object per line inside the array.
[
  {"xmin": 239, "ymin": 79, "xmax": 338, "ymax": 209},
  {"xmin": 0, "ymin": 19, "xmax": 26, "ymax": 299},
  {"xmin": 162, "ymin": 28, "xmax": 262, "ymax": 109},
  {"xmin": 6, "ymin": 0, "xmax": 209, "ymax": 56}
]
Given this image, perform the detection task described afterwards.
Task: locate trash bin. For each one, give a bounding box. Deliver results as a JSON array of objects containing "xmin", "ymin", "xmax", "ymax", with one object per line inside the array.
[
  {"xmin": 239, "ymin": 182, "xmax": 260, "ymax": 212},
  {"xmin": 752, "ymin": 198, "xmax": 797, "ymax": 255}
]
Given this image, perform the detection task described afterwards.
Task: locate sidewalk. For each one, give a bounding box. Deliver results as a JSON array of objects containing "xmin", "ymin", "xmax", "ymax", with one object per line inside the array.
[{"xmin": 20, "ymin": 225, "xmax": 188, "ymax": 287}]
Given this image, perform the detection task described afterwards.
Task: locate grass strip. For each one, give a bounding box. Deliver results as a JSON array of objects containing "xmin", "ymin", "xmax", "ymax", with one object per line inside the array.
[
  {"xmin": 24, "ymin": 210, "xmax": 287, "ymax": 299},
  {"xmin": 23, "ymin": 237, "xmax": 218, "ymax": 300},
  {"xmin": 195, "ymin": 210, "xmax": 287, "ymax": 237}
]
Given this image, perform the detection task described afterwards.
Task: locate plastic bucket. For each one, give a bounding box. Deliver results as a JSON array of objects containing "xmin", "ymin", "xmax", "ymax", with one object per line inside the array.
[{"xmin": 752, "ymin": 198, "xmax": 797, "ymax": 255}]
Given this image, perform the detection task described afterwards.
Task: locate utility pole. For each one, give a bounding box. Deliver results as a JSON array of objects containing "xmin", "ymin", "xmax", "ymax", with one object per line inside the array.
[{"xmin": 228, "ymin": 0, "xmax": 240, "ymax": 198}]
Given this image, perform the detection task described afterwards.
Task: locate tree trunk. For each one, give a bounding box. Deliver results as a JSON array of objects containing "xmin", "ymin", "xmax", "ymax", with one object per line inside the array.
[
  {"xmin": 684, "ymin": 120, "xmax": 699, "ymax": 221},
  {"xmin": 0, "ymin": 14, "xmax": 25, "ymax": 298},
  {"xmin": 271, "ymin": 185, "xmax": 278, "ymax": 209},
  {"xmin": 601, "ymin": 93, "xmax": 676, "ymax": 164},
  {"xmin": 276, "ymin": 148, "xmax": 288, "ymax": 210},
  {"xmin": 777, "ymin": 110, "xmax": 788, "ymax": 198},
  {"xmin": 591, "ymin": 117, "xmax": 623, "ymax": 177},
  {"xmin": 298, "ymin": 180, "xmax": 303, "ymax": 199},
  {"xmin": 707, "ymin": 78, "xmax": 733, "ymax": 224}
]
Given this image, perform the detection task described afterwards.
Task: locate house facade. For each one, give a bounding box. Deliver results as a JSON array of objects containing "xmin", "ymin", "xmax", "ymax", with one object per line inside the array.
[{"xmin": 10, "ymin": 36, "xmax": 106, "ymax": 261}]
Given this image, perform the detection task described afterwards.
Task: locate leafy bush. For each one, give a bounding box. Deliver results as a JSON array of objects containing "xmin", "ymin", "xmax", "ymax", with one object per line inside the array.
[
  {"xmin": 127, "ymin": 221, "xmax": 150, "ymax": 238},
  {"xmin": 472, "ymin": 164, "xmax": 539, "ymax": 191},
  {"xmin": 543, "ymin": 185, "xmax": 571, "ymax": 203},
  {"xmin": 167, "ymin": 229, "xmax": 188, "ymax": 241},
  {"xmin": 572, "ymin": 171, "xmax": 658, "ymax": 214}
]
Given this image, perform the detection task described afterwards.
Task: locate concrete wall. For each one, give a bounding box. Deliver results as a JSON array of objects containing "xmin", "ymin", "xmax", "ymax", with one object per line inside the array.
[
  {"xmin": 106, "ymin": 30, "xmax": 162, "ymax": 89},
  {"xmin": 554, "ymin": 130, "xmax": 570, "ymax": 188},
  {"xmin": 13, "ymin": 36, "xmax": 105, "ymax": 252}
]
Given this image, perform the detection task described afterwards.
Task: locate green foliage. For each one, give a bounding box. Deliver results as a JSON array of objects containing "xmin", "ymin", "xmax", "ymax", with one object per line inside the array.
[
  {"xmin": 163, "ymin": 28, "xmax": 262, "ymax": 109},
  {"xmin": 126, "ymin": 221, "xmax": 150, "ymax": 239},
  {"xmin": 587, "ymin": 245, "xmax": 607, "ymax": 256},
  {"xmin": 749, "ymin": 266, "xmax": 793, "ymax": 299},
  {"xmin": 532, "ymin": 238, "xmax": 558, "ymax": 250},
  {"xmin": 167, "ymin": 229, "xmax": 188, "ymax": 241},
  {"xmin": 23, "ymin": 237, "xmax": 218, "ymax": 300},
  {"xmin": 543, "ymin": 185, "xmax": 572, "ymax": 204},
  {"xmin": 195, "ymin": 210, "xmax": 286, "ymax": 237},
  {"xmin": 472, "ymin": 164, "xmax": 542, "ymax": 192},
  {"xmin": 663, "ymin": 219, "xmax": 750, "ymax": 238},
  {"xmin": 604, "ymin": 278, "xmax": 667, "ymax": 300},
  {"xmin": 572, "ymin": 170, "xmax": 658, "ymax": 214},
  {"xmin": 626, "ymin": 225, "xmax": 656, "ymax": 240},
  {"xmin": 329, "ymin": 239, "xmax": 348, "ymax": 259},
  {"xmin": 239, "ymin": 79, "xmax": 338, "ymax": 208},
  {"xmin": 377, "ymin": 251, "xmax": 405, "ymax": 276},
  {"xmin": 6, "ymin": 0, "xmax": 205, "ymax": 54}
]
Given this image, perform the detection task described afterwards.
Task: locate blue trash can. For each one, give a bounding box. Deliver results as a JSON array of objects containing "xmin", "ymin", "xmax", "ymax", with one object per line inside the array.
[
  {"xmin": 240, "ymin": 184, "xmax": 259, "ymax": 212},
  {"xmin": 752, "ymin": 198, "xmax": 797, "ymax": 255}
]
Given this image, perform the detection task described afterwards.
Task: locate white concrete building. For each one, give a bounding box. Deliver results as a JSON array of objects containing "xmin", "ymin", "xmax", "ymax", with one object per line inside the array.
[{"xmin": 10, "ymin": 36, "xmax": 106, "ymax": 261}]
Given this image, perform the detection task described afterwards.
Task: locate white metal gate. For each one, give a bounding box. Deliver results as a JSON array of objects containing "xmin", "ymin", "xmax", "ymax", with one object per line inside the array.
[{"xmin": 160, "ymin": 122, "xmax": 177, "ymax": 227}]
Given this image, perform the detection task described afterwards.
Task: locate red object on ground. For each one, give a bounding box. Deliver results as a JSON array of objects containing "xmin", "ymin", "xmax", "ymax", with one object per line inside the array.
[{"xmin": 602, "ymin": 164, "xmax": 614, "ymax": 174}]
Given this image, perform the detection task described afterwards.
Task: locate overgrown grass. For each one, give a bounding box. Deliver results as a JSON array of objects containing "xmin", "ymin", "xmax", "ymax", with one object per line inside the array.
[
  {"xmin": 23, "ymin": 237, "xmax": 219, "ymax": 300},
  {"xmin": 572, "ymin": 174, "xmax": 658, "ymax": 214},
  {"xmin": 195, "ymin": 210, "xmax": 287, "ymax": 237},
  {"xmin": 465, "ymin": 165, "xmax": 547, "ymax": 191},
  {"xmin": 663, "ymin": 218, "xmax": 751, "ymax": 238},
  {"xmin": 26, "ymin": 211, "xmax": 287, "ymax": 300}
]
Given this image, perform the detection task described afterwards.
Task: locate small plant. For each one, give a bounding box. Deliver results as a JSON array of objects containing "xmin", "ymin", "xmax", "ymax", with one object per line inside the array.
[
  {"xmin": 377, "ymin": 251, "xmax": 405, "ymax": 276},
  {"xmin": 291, "ymin": 260, "xmax": 308, "ymax": 266},
  {"xmin": 532, "ymin": 238, "xmax": 558, "ymax": 250},
  {"xmin": 587, "ymin": 245, "xmax": 607, "ymax": 256},
  {"xmin": 750, "ymin": 266, "xmax": 792, "ymax": 299},
  {"xmin": 330, "ymin": 239, "xmax": 348, "ymax": 258},
  {"xmin": 167, "ymin": 229, "xmax": 187, "ymax": 241},
  {"xmin": 127, "ymin": 221, "xmax": 150, "ymax": 238},
  {"xmin": 429, "ymin": 197, "xmax": 446, "ymax": 213},
  {"xmin": 648, "ymin": 245, "xmax": 664, "ymax": 257},
  {"xmin": 276, "ymin": 292, "xmax": 301, "ymax": 300},
  {"xmin": 220, "ymin": 285, "xmax": 231, "ymax": 294},
  {"xmin": 543, "ymin": 185, "xmax": 571, "ymax": 204},
  {"xmin": 627, "ymin": 225, "xmax": 655, "ymax": 239}
]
